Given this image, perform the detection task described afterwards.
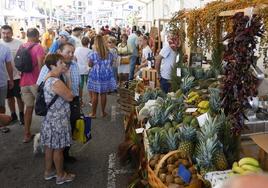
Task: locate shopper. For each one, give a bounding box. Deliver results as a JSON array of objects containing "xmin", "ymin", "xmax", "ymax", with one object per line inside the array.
[
  {"xmin": 127, "ymin": 26, "xmax": 141, "ymax": 80},
  {"xmin": 41, "ymin": 28, "xmax": 55, "ymax": 52},
  {"xmin": 48, "ymin": 31, "xmax": 70, "ymax": 54},
  {"xmin": 107, "ymin": 36, "xmax": 119, "ymax": 85},
  {"xmin": 155, "ymin": 33, "xmax": 180, "ymax": 93},
  {"xmin": 138, "ymin": 35, "xmax": 152, "ymax": 69},
  {"xmin": 0, "ymin": 25, "xmax": 24, "ymax": 124},
  {"xmin": 41, "ymin": 54, "xmax": 75, "ymax": 185},
  {"xmin": 37, "ymin": 42, "xmax": 80, "ymax": 162},
  {"xmin": 71, "ymin": 27, "xmax": 83, "ymax": 48},
  {"xmin": 88, "ymin": 34, "xmax": 116, "ymax": 118},
  {"xmin": 74, "ymin": 36, "xmax": 92, "ymax": 106},
  {"xmin": 117, "ymin": 34, "xmax": 132, "ymax": 85},
  {"xmin": 0, "ymin": 43, "xmax": 13, "ymax": 114},
  {"xmin": 20, "ymin": 28, "xmax": 45, "ymax": 143}
]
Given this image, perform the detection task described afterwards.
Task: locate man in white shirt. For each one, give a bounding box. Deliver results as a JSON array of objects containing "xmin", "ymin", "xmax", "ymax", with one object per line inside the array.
[
  {"xmin": 0, "ymin": 25, "xmax": 24, "ymax": 124},
  {"xmin": 155, "ymin": 33, "xmax": 180, "ymax": 93},
  {"xmin": 71, "ymin": 27, "xmax": 83, "ymax": 48}
]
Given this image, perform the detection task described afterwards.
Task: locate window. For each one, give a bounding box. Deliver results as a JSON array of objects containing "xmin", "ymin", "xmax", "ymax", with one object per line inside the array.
[
  {"xmin": 6, "ymin": 0, "xmax": 16, "ymax": 9},
  {"xmin": 18, "ymin": 0, "xmax": 25, "ymax": 10}
]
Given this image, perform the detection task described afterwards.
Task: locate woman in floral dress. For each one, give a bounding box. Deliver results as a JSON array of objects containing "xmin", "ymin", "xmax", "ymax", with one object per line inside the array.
[
  {"xmin": 40, "ymin": 54, "xmax": 75, "ymax": 185},
  {"xmin": 88, "ymin": 34, "xmax": 116, "ymax": 118}
]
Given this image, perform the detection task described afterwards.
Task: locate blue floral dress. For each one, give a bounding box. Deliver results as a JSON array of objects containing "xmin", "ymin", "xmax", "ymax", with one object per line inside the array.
[
  {"xmin": 87, "ymin": 51, "xmax": 117, "ymax": 93},
  {"xmin": 40, "ymin": 77, "xmax": 72, "ymax": 149}
]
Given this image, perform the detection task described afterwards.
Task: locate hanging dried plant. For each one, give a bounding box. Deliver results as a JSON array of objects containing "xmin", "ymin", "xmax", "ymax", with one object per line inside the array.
[{"xmin": 221, "ymin": 12, "xmax": 264, "ymax": 134}]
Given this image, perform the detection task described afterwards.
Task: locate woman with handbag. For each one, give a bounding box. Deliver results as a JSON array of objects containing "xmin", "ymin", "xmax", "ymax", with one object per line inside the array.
[
  {"xmin": 87, "ymin": 34, "xmax": 116, "ymax": 118},
  {"xmin": 117, "ymin": 34, "xmax": 132, "ymax": 86},
  {"xmin": 41, "ymin": 54, "xmax": 75, "ymax": 185}
]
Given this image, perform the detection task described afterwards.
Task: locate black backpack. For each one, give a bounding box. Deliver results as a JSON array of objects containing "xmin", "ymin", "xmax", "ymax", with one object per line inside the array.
[
  {"xmin": 14, "ymin": 43, "xmax": 37, "ymax": 72},
  {"xmin": 35, "ymin": 79, "xmax": 58, "ymax": 116}
]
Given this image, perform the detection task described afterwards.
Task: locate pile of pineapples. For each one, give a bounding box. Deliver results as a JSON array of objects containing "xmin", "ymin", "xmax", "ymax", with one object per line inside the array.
[{"xmin": 195, "ymin": 114, "xmax": 229, "ymax": 176}]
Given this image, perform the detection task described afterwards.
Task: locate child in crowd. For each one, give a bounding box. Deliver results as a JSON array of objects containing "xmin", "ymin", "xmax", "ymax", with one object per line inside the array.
[{"xmin": 74, "ymin": 37, "xmax": 92, "ymax": 106}]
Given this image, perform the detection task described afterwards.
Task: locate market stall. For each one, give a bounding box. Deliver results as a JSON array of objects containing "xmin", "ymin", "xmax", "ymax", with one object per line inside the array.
[{"xmin": 117, "ymin": 1, "xmax": 268, "ymax": 187}]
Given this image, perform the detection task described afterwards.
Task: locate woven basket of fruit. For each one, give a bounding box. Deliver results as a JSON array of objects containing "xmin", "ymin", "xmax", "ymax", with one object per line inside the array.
[{"xmin": 148, "ymin": 150, "xmax": 203, "ymax": 188}]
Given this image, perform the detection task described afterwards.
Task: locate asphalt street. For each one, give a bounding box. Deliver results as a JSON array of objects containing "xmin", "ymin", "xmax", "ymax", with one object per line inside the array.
[{"xmin": 0, "ymin": 92, "xmax": 133, "ymax": 188}]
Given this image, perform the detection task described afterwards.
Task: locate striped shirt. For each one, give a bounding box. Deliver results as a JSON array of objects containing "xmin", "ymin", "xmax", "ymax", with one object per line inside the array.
[{"xmin": 37, "ymin": 62, "xmax": 80, "ymax": 96}]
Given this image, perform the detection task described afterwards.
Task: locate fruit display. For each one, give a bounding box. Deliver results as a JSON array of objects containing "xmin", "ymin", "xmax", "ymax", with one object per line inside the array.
[
  {"xmin": 149, "ymin": 151, "xmax": 201, "ymax": 187},
  {"xmin": 230, "ymin": 157, "xmax": 262, "ymax": 176}
]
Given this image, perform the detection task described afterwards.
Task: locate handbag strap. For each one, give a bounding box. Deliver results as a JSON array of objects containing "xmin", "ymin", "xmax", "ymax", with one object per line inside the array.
[
  {"xmin": 44, "ymin": 77, "xmax": 59, "ymax": 109},
  {"xmin": 47, "ymin": 94, "xmax": 58, "ymax": 109}
]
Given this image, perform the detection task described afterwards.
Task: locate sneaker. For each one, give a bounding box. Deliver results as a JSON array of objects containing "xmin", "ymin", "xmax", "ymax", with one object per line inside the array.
[
  {"xmin": 44, "ymin": 171, "xmax": 57, "ymax": 180},
  {"xmin": 56, "ymin": 173, "xmax": 75, "ymax": 185}
]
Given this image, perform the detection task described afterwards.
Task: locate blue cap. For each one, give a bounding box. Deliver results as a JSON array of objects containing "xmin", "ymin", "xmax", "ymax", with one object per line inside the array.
[{"xmin": 59, "ymin": 30, "xmax": 71, "ymax": 39}]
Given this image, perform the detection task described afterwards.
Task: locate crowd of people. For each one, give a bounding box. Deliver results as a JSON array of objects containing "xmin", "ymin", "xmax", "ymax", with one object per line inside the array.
[{"xmin": 0, "ymin": 23, "xmax": 180, "ymax": 185}]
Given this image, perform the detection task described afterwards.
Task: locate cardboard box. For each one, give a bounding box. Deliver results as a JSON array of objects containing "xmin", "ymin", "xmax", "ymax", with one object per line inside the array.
[
  {"xmin": 250, "ymin": 134, "xmax": 268, "ymax": 170},
  {"xmin": 142, "ymin": 68, "xmax": 160, "ymax": 88}
]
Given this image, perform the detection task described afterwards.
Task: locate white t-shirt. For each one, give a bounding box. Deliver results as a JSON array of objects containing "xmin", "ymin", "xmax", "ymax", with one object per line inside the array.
[
  {"xmin": 74, "ymin": 47, "xmax": 92, "ymax": 75},
  {"xmin": 71, "ymin": 35, "xmax": 82, "ymax": 48},
  {"xmin": 0, "ymin": 38, "xmax": 23, "ymax": 80},
  {"xmin": 159, "ymin": 44, "xmax": 177, "ymax": 80},
  {"xmin": 142, "ymin": 45, "xmax": 152, "ymax": 60}
]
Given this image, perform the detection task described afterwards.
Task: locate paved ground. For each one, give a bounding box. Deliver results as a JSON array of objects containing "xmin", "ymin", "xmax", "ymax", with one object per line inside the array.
[{"xmin": 0, "ymin": 92, "xmax": 133, "ymax": 188}]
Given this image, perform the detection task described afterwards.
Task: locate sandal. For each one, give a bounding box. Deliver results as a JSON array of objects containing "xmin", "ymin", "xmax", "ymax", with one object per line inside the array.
[
  {"xmin": 0, "ymin": 127, "xmax": 10, "ymax": 133},
  {"xmin": 102, "ymin": 112, "xmax": 108, "ymax": 118},
  {"xmin": 44, "ymin": 171, "xmax": 57, "ymax": 180},
  {"xmin": 23, "ymin": 133, "xmax": 34, "ymax": 143},
  {"xmin": 88, "ymin": 113, "xmax": 96, "ymax": 119},
  {"xmin": 56, "ymin": 172, "xmax": 75, "ymax": 185}
]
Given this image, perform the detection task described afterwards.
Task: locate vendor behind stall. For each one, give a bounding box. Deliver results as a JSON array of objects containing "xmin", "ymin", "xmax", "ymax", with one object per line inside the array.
[{"xmin": 155, "ymin": 33, "xmax": 180, "ymax": 93}]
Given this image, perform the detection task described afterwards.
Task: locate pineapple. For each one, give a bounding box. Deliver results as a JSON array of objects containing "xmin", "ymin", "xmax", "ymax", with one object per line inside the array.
[
  {"xmin": 163, "ymin": 127, "xmax": 179, "ymax": 151},
  {"xmin": 200, "ymin": 114, "xmax": 222, "ymax": 138},
  {"xmin": 213, "ymin": 149, "xmax": 228, "ymax": 171},
  {"xmin": 195, "ymin": 135, "xmax": 218, "ymax": 176},
  {"xmin": 180, "ymin": 75, "xmax": 195, "ymax": 94},
  {"xmin": 178, "ymin": 126, "xmax": 197, "ymax": 157},
  {"xmin": 148, "ymin": 132, "xmax": 162, "ymax": 154},
  {"xmin": 209, "ymin": 88, "xmax": 221, "ymax": 114},
  {"xmin": 197, "ymin": 114, "xmax": 228, "ymax": 172}
]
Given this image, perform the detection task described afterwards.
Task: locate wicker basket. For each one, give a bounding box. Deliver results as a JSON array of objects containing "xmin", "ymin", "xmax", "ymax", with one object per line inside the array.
[{"xmin": 148, "ymin": 150, "xmax": 203, "ymax": 188}]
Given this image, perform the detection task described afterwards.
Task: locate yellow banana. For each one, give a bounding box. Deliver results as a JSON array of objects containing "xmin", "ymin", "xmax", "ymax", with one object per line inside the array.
[
  {"xmin": 241, "ymin": 164, "xmax": 262, "ymax": 173},
  {"xmin": 238, "ymin": 157, "xmax": 259, "ymax": 167},
  {"xmin": 232, "ymin": 162, "xmax": 238, "ymax": 168},
  {"xmin": 188, "ymin": 92, "xmax": 198, "ymax": 98},
  {"xmin": 232, "ymin": 166, "xmax": 245, "ymax": 174},
  {"xmin": 241, "ymin": 170, "xmax": 254, "ymax": 175}
]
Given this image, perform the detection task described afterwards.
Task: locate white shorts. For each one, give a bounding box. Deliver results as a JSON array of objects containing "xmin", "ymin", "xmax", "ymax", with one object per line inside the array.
[{"xmin": 118, "ymin": 64, "xmax": 130, "ymax": 74}]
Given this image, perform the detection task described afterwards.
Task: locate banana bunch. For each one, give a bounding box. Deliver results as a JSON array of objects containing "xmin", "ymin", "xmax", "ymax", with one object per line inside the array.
[
  {"xmin": 197, "ymin": 100, "xmax": 209, "ymax": 114},
  {"xmin": 186, "ymin": 91, "xmax": 200, "ymax": 104},
  {"xmin": 230, "ymin": 157, "xmax": 262, "ymax": 176}
]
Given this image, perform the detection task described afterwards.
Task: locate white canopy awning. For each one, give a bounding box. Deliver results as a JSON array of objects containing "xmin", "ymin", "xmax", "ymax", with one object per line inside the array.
[
  {"xmin": 28, "ymin": 9, "xmax": 48, "ymax": 18},
  {"xmin": 2, "ymin": 7, "xmax": 28, "ymax": 18}
]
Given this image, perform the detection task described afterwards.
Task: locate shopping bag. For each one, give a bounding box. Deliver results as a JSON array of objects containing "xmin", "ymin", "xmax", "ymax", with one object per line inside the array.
[
  {"xmin": 73, "ymin": 115, "xmax": 92, "ymax": 144},
  {"xmin": 120, "ymin": 56, "xmax": 130, "ymax": 65}
]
